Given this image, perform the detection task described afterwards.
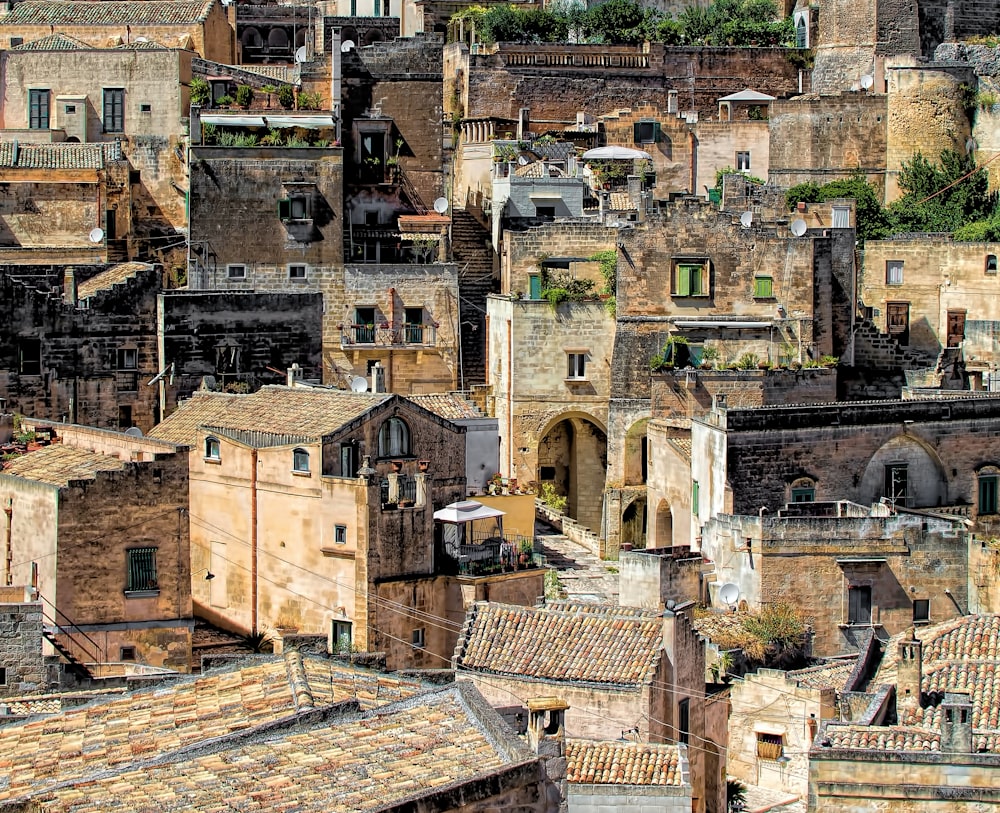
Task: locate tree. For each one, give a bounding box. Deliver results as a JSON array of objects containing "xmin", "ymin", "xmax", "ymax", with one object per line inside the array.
[
  {"xmin": 785, "ymin": 173, "xmax": 891, "ymax": 242},
  {"xmin": 583, "ymin": 0, "xmax": 658, "ymax": 44}
]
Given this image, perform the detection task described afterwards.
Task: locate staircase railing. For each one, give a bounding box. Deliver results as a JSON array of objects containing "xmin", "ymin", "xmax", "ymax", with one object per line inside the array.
[
  {"xmin": 397, "ymin": 166, "xmax": 428, "ymax": 214},
  {"xmin": 36, "ymin": 590, "xmax": 105, "ymax": 667}
]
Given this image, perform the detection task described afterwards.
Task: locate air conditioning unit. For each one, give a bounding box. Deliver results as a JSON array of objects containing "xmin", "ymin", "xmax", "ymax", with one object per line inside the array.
[{"xmin": 55, "ymin": 95, "xmax": 88, "ymax": 142}]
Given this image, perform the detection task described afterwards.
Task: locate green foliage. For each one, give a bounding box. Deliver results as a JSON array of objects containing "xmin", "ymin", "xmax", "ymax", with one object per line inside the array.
[
  {"xmin": 190, "ymin": 77, "xmax": 210, "ymax": 107},
  {"xmin": 583, "ymin": 0, "xmax": 659, "ymax": 44},
  {"xmin": 733, "ymin": 351, "xmax": 760, "ymax": 370},
  {"xmin": 591, "ymin": 249, "xmax": 617, "ymax": 297},
  {"xmin": 977, "ymin": 90, "xmax": 999, "ymax": 111},
  {"xmin": 786, "ymin": 173, "xmax": 891, "ymax": 241},
  {"xmin": 539, "ymin": 482, "xmax": 567, "ymax": 512},
  {"xmin": 261, "ymin": 84, "xmax": 278, "ymax": 94},
  {"xmin": 217, "ymin": 131, "xmax": 259, "ymax": 147},
  {"xmin": 544, "ymin": 568, "xmax": 565, "ymax": 600},
  {"xmin": 297, "ymin": 91, "xmax": 323, "ymax": 111},
  {"xmin": 650, "ymin": 335, "xmax": 690, "ymax": 371},
  {"xmin": 215, "ymin": 94, "xmax": 234, "ymax": 107},
  {"xmin": 819, "ymin": 355, "xmax": 839, "ymax": 367},
  {"xmin": 239, "ymin": 631, "xmax": 273, "ymax": 653},
  {"xmin": 234, "ymin": 84, "xmax": 253, "ymax": 109},
  {"xmin": 540, "ymin": 269, "xmax": 596, "ymax": 307},
  {"xmin": 954, "ymin": 214, "xmax": 1000, "ymax": 241},
  {"xmin": 277, "ymin": 85, "xmax": 295, "ymax": 109},
  {"xmin": 727, "ymin": 779, "xmax": 748, "ymax": 812},
  {"xmin": 201, "ymin": 122, "xmax": 217, "ymax": 144}
]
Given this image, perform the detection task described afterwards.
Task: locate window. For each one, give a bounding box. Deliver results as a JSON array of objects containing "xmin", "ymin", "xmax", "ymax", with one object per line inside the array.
[
  {"xmin": 140, "ymin": 103, "xmax": 152, "ymax": 113},
  {"xmin": 678, "ymin": 698, "xmax": 690, "ymax": 745},
  {"xmin": 404, "ymin": 307, "xmax": 424, "ymax": 344},
  {"xmin": 29, "ymin": 89, "xmax": 50, "ymax": 129},
  {"xmin": 791, "ymin": 487, "xmax": 815, "ymax": 502},
  {"xmin": 795, "ymin": 15, "xmax": 807, "ymax": 47},
  {"xmin": 979, "ymin": 472, "xmax": 998, "ymax": 515},
  {"xmin": 278, "ymin": 195, "xmax": 310, "ymax": 221},
  {"xmin": 529, "ymin": 273, "xmax": 542, "ymax": 300},
  {"xmin": 411, "ymin": 627, "xmax": 425, "ymax": 649},
  {"xmin": 912, "ymin": 599, "xmax": 930, "ymax": 623},
  {"xmin": 673, "ymin": 261, "xmax": 708, "ymax": 297},
  {"xmin": 757, "ymin": 733, "xmax": 784, "ymax": 760},
  {"xmin": 540, "ymin": 466, "xmax": 556, "ymax": 481},
  {"xmin": 886, "ymin": 260, "xmax": 904, "ymax": 285},
  {"xmin": 10, "ymin": 37, "xmax": 23, "ymax": 47},
  {"xmin": 117, "ymin": 348, "xmax": 138, "ymax": 370},
  {"xmin": 374, "ymin": 0, "xmax": 381, "ymax": 15},
  {"xmin": 384, "ymin": 0, "xmax": 391, "ymax": 15},
  {"xmin": 566, "ymin": 353, "xmax": 587, "ymax": 380},
  {"xmin": 126, "ymin": 547, "xmax": 158, "ymax": 593},
  {"xmin": 947, "ymin": 310, "xmax": 966, "ymax": 348},
  {"xmin": 341, "ymin": 443, "xmax": 357, "ymax": 477},
  {"xmin": 987, "ymin": 254, "xmax": 998, "ymax": 275},
  {"xmin": 0, "ymin": 666, "xmax": 6, "ymax": 685},
  {"xmin": 633, "ymin": 120, "xmax": 660, "ymax": 144},
  {"xmin": 128, "ymin": 169, "xmax": 141, "ymax": 185},
  {"xmin": 350, "ymin": 0, "xmax": 357, "ymax": 13},
  {"xmin": 736, "ymin": 151, "xmax": 751, "ymax": 172},
  {"xmin": 355, "ymin": 306, "xmax": 376, "ymax": 343},
  {"xmin": 335, "ymin": 524, "xmax": 347, "ymax": 545},
  {"xmin": 119, "ymin": 646, "xmax": 137, "ymax": 661},
  {"xmin": 205, "ymin": 437, "xmax": 221, "ymax": 460},
  {"xmin": 293, "ymin": 447, "xmax": 310, "ymax": 473},
  {"xmin": 886, "ymin": 302, "xmax": 910, "ymax": 345},
  {"xmin": 692, "ymin": 481, "xmax": 700, "ymax": 516},
  {"xmin": 753, "ymin": 276, "xmax": 773, "ymax": 299},
  {"xmin": 848, "ymin": 585, "xmax": 872, "ymax": 625},
  {"xmin": 227, "ymin": 264, "xmax": 247, "ymax": 279},
  {"xmin": 884, "ymin": 464, "xmax": 908, "ymax": 505},
  {"xmin": 832, "ymin": 205, "xmax": 850, "ymax": 229},
  {"xmin": 64, "ymin": 104, "xmax": 76, "ymax": 114},
  {"xmin": 535, "ymin": 205, "xmax": 555, "ymax": 219},
  {"xmin": 288, "ymin": 264, "xmax": 308, "ymax": 280},
  {"xmin": 103, "ymin": 88, "xmax": 124, "ymax": 133},
  {"xmin": 332, "ymin": 619, "xmax": 352, "ymax": 653},
  {"xmin": 378, "ymin": 416, "xmax": 411, "ymax": 457},
  {"xmin": 18, "ymin": 339, "xmax": 41, "ymax": 375}
]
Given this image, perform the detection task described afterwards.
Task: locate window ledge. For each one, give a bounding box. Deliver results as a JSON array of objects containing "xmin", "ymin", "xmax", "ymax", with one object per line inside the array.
[
  {"xmin": 565, "ymin": 377, "xmax": 589, "ymax": 383},
  {"xmin": 913, "ymin": 619, "xmax": 931, "ymax": 626},
  {"xmin": 204, "ymin": 457, "xmax": 222, "ymax": 465},
  {"xmin": 124, "ymin": 589, "xmax": 160, "ymax": 599},
  {"xmin": 292, "ymin": 470, "xmax": 312, "ymax": 477},
  {"xmin": 753, "ymin": 296, "xmax": 777, "ymax": 302},
  {"xmin": 838, "ymin": 622, "xmax": 882, "ymax": 629}
]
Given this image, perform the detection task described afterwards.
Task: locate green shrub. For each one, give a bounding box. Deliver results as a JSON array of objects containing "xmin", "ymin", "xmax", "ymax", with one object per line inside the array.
[
  {"xmin": 733, "ymin": 352, "xmax": 760, "ymax": 370},
  {"xmin": 190, "ymin": 77, "xmax": 210, "ymax": 107},
  {"xmin": 539, "ymin": 482, "xmax": 567, "ymax": 512},
  {"xmin": 234, "ymin": 84, "xmax": 253, "ymax": 108},
  {"xmin": 277, "ymin": 85, "xmax": 295, "ymax": 109},
  {"xmin": 297, "ymin": 91, "xmax": 323, "ymax": 111},
  {"xmin": 215, "ymin": 94, "xmax": 233, "ymax": 107}
]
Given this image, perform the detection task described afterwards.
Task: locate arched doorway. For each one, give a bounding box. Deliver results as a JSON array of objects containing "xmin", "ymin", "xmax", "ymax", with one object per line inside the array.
[
  {"xmin": 537, "ymin": 414, "xmax": 607, "ymax": 533},
  {"xmin": 622, "ymin": 496, "xmax": 647, "ymax": 549},
  {"xmin": 623, "ymin": 419, "xmax": 649, "ymax": 486},
  {"xmin": 655, "ymin": 500, "xmax": 673, "ymax": 548}
]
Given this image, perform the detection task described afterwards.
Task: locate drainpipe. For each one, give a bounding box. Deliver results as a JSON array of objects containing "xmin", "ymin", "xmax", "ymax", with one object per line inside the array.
[
  {"xmin": 4, "ymin": 498, "xmax": 12, "ymax": 586},
  {"xmin": 250, "ymin": 447, "xmax": 258, "ymax": 635}
]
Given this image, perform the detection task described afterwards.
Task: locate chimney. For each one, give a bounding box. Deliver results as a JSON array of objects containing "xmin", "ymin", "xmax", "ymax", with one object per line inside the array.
[
  {"xmin": 939, "ymin": 691, "xmax": 973, "ymax": 753},
  {"xmin": 527, "ymin": 697, "xmax": 568, "ymax": 813},
  {"xmin": 63, "ymin": 266, "xmax": 77, "ymax": 306},
  {"xmin": 896, "ymin": 628, "xmax": 922, "ymax": 717},
  {"xmin": 286, "ymin": 363, "xmax": 302, "ymax": 387},
  {"xmin": 370, "ymin": 362, "xmax": 385, "ymax": 393}
]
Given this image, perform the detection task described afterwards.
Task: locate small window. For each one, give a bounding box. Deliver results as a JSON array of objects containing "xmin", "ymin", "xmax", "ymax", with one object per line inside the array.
[
  {"xmin": 378, "ymin": 416, "xmax": 411, "ymax": 457},
  {"xmin": 757, "ymin": 733, "xmax": 784, "ymax": 760},
  {"xmin": 736, "ymin": 151, "xmax": 751, "ymax": 172},
  {"xmin": 293, "ymin": 447, "xmax": 310, "ymax": 473},
  {"xmin": 140, "ymin": 103, "xmax": 152, "ymax": 113},
  {"xmin": 692, "ymin": 481, "xmax": 700, "ymax": 515},
  {"xmin": 365, "ymin": 209, "xmax": 380, "ymax": 227},
  {"xmin": 341, "ymin": 443, "xmax": 357, "ymax": 477},
  {"xmin": 18, "ymin": 339, "xmax": 41, "ymax": 375},
  {"xmin": 535, "ymin": 205, "xmax": 556, "ymax": 219},
  {"xmin": 103, "ymin": 88, "xmax": 125, "ymax": 133},
  {"xmin": 126, "ymin": 547, "xmax": 158, "ymax": 593},
  {"xmin": 0, "ymin": 666, "xmax": 6, "ymax": 685},
  {"xmin": 566, "ymin": 352, "xmax": 587, "ymax": 380},
  {"xmin": 29, "ymin": 89, "xmax": 50, "ymax": 129},
  {"xmin": 335, "ymin": 524, "xmax": 347, "ymax": 545},
  {"xmin": 912, "ymin": 599, "xmax": 930, "ymax": 623},
  {"xmin": 205, "ymin": 437, "xmax": 221, "ymax": 460},
  {"xmin": 673, "ymin": 261, "xmax": 708, "ymax": 297},
  {"xmin": 374, "ymin": 0, "xmax": 381, "ymax": 14},
  {"xmin": 227, "ymin": 264, "xmax": 247, "ymax": 279},
  {"xmin": 279, "ymin": 195, "xmax": 311, "ymax": 221},
  {"xmin": 633, "ymin": 120, "xmax": 659, "ymax": 144},
  {"xmin": 979, "ymin": 473, "xmax": 998, "ymax": 515},
  {"xmin": 832, "ymin": 206, "xmax": 850, "ymax": 229},
  {"xmin": 529, "ymin": 273, "xmax": 542, "ymax": 300},
  {"xmin": 678, "ymin": 698, "xmax": 690, "ymax": 745},
  {"xmin": 288, "ymin": 264, "xmax": 308, "ymax": 280},
  {"xmin": 117, "ymin": 348, "xmax": 138, "ymax": 370},
  {"xmin": 64, "ymin": 104, "xmax": 76, "ymax": 114},
  {"xmin": 404, "ymin": 307, "xmax": 424, "ymax": 343},
  {"xmin": 10, "ymin": 37, "xmax": 23, "ymax": 47},
  {"xmin": 119, "ymin": 646, "xmax": 137, "ymax": 661},
  {"xmin": 791, "ymin": 487, "xmax": 815, "ymax": 502},
  {"xmin": 128, "ymin": 169, "xmax": 141, "ymax": 185},
  {"xmin": 753, "ymin": 276, "xmax": 773, "ymax": 299},
  {"xmin": 987, "ymin": 254, "xmax": 998, "ymax": 275},
  {"xmin": 332, "ymin": 619, "xmax": 353, "ymax": 653},
  {"xmin": 540, "ymin": 466, "xmax": 556, "ymax": 481},
  {"xmin": 886, "ymin": 260, "xmax": 904, "ymax": 285},
  {"xmin": 411, "ymin": 627, "xmax": 425, "ymax": 649},
  {"xmin": 848, "ymin": 585, "xmax": 872, "ymax": 625},
  {"xmin": 795, "ymin": 15, "xmax": 807, "ymax": 47}
]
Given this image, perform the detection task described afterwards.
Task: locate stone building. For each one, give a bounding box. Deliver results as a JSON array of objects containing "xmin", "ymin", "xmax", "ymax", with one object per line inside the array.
[
  {"xmin": 0, "ymin": 422, "xmax": 192, "ymax": 672},
  {"xmin": 0, "ymin": 586, "xmax": 46, "ymax": 697},
  {"xmin": 0, "ymin": 0, "xmax": 236, "ymax": 63},
  {"xmin": 699, "ymin": 503, "xmax": 972, "ymax": 657},
  {"xmin": 810, "ymin": 616, "xmax": 1000, "ymax": 810},
  {"xmin": 453, "ymin": 600, "xmax": 727, "ymax": 813},
  {"xmin": 0, "ymin": 653, "xmax": 562, "ymax": 812},
  {"xmin": 149, "ymin": 385, "xmax": 542, "ymax": 669}
]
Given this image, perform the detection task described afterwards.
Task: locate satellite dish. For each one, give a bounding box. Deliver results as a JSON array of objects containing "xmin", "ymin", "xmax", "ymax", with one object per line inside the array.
[
  {"xmin": 89, "ymin": 227, "xmax": 104, "ymax": 243},
  {"xmin": 350, "ymin": 376, "xmax": 369, "ymax": 393},
  {"xmin": 124, "ymin": 426, "xmax": 144, "ymax": 437},
  {"xmin": 859, "ymin": 74, "xmax": 874, "ymax": 90},
  {"xmin": 719, "ymin": 582, "xmax": 741, "ymax": 606},
  {"xmin": 790, "ymin": 218, "xmax": 807, "ymax": 237},
  {"xmin": 294, "ymin": 46, "xmax": 308, "ymax": 63},
  {"xmin": 433, "ymin": 197, "xmax": 449, "ymax": 214},
  {"xmin": 739, "ymin": 211, "xmax": 753, "ymax": 229},
  {"xmin": 135, "ymin": 36, "xmax": 149, "ymax": 43},
  {"xmin": 341, "ymin": 39, "xmax": 355, "ymax": 52}
]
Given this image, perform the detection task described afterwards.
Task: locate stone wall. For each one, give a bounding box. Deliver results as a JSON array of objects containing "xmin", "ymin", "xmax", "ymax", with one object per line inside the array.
[
  {"xmin": 0, "ymin": 601, "xmax": 45, "ymax": 696},
  {"xmin": 568, "ymin": 784, "xmax": 691, "ymax": 813},
  {"xmin": 619, "ymin": 548, "xmax": 703, "ymax": 608}
]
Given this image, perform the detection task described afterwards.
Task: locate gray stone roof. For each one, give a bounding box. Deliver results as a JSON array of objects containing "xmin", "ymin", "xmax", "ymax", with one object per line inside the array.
[
  {"xmin": 0, "ymin": 0, "xmax": 216, "ymax": 27},
  {"xmin": 11, "ymin": 32, "xmax": 88, "ymax": 49},
  {"xmin": 0, "ymin": 142, "xmax": 122, "ymax": 170}
]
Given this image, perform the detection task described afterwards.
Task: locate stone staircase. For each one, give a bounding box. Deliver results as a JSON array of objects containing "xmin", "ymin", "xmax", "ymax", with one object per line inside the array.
[
  {"xmin": 852, "ymin": 319, "xmax": 932, "ymax": 370},
  {"xmin": 451, "ymin": 209, "xmax": 495, "ymax": 387},
  {"xmin": 42, "ymin": 628, "xmax": 93, "ymax": 680}
]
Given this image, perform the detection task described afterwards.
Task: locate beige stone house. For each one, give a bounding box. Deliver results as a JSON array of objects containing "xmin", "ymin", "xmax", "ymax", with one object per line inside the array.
[
  {"xmin": 0, "ymin": 422, "xmax": 192, "ymax": 672},
  {"xmin": 150, "ymin": 385, "xmax": 542, "ymax": 669}
]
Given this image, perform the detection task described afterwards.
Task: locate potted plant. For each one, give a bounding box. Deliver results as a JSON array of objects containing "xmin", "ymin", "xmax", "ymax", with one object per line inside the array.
[
  {"xmin": 518, "ymin": 539, "xmax": 533, "ymax": 568},
  {"xmin": 261, "ymin": 84, "xmax": 278, "ymax": 108},
  {"xmin": 418, "ymin": 460, "xmax": 430, "ymax": 472},
  {"xmin": 391, "ymin": 460, "xmax": 403, "ymax": 473},
  {"xmin": 700, "ymin": 345, "xmax": 720, "ymax": 370}
]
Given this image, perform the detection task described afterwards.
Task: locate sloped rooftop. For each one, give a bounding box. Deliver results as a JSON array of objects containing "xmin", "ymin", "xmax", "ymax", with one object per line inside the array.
[
  {"xmin": 1, "ymin": 444, "xmax": 127, "ymax": 487},
  {"xmin": 566, "ymin": 739, "xmax": 686, "ymax": 786},
  {"xmin": 0, "ymin": 0, "xmax": 216, "ymax": 27},
  {"xmin": 11, "ymin": 32, "xmax": 89, "ymax": 49},
  {"xmin": 455, "ymin": 601, "xmax": 663, "ymax": 686},
  {"xmin": 0, "ymin": 142, "xmax": 121, "ymax": 170},
  {"xmin": 408, "ymin": 393, "xmax": 483, "ymax": 421}
]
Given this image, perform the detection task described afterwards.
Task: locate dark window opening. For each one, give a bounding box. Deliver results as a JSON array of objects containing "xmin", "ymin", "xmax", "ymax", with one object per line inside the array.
[
  {"xmin": 18, "ymin": 339, "xmax": 41, "ymax": 376},
  {"xmin": 119, "ymin": 646, "xmax": 136, "ymax": 661},
  {"xmin": 293, "ymin": 447, "xmax": 310, "ymax": 473},
  {"xmin": 678, "ymin": 698, "xmax": 690, "ymax": 744},
  {"xmin": 987, "ymin": 254, "xmax": 998, "ymax": 274},
  {"xmin": 139, "ymin": 103, "xmax": 152, "ymax": 113},
  {"xmin": 535, "ymin": 205, "xmax": 555, "ymax": 219},
  {"xmin": 335, "ymin": 524, "xmax": 348, "ymax": 545},
  {"xmin": 29, "ymin": 89, "xmax": 49, "ymax": 129},
  {"xmin": 129, "ymin": 169, "xmax": 141, "ymax": 185},
  {"xmin": 404, "ymin": 306, "xmax": 424, "ymax": 343},
  {"xmin": 791, "ymin": 487, "xmax": 815, "ymax": 503},
  {"xmin": 848, "ymin": 585, "xmax": 872, "ymax": 625},
  {"xmin": 332, "ymin": 619, "xmax": 352, "ymax": 652},
  {"xmin": 117, "ymin": 406, "xmax": 132, "ymax": 428},
  {"xmin": 633, "ymin": 120, "xmax": 659, "ymax": 144},
  {"xmin": 103, "ymin": 88, "xmax": 124, "ymax": 133},
  {"xmin": 757, "ymin": 733, "xmax": 784, "ymax": 760},
  {"xmin": 912, "ymin": 599, "xmax": 930, "ymax": 623},
  {"xmin": 979, "ymin": 474, "xmax": 998, "ymax": 515}
]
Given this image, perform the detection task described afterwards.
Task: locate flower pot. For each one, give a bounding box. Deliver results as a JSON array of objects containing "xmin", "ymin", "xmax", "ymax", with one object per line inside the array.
[
  {"xmin": 391, "ymin": 461, "xmax": 403, "ymax": 473},
  {"xmin": 418, "ymin": 460, "xmax": 430, "ymax": 472}
]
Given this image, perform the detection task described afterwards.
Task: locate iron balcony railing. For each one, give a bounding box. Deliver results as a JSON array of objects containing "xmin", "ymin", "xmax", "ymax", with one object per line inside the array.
[{"xmin": 341, "ymin": 323, "xmax": 437, "ymax": 347}]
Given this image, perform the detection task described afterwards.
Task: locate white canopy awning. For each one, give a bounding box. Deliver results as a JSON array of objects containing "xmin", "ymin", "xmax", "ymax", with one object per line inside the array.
[
  {"xmin": 581, "ymin": 146, "xmax": 652, "ymax": 161},
  {"xmin": 433, "ymin": 499, "xmax": 505, "ymax": 525},
  {"xmin": 201, "ymin": 114, "xmax": 266, "ymax": 127},
  {"xmin": 265, "ymin": 114, "xmax": 336, "ymax": 129}
]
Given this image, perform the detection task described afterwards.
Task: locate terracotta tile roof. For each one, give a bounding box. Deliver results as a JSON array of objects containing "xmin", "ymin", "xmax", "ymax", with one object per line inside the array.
[
  {"xmin": 455, "ymin": 602, "xmax": 663, "ymax": 686},
  {"xmin": 513, "ymin": 161, "xmax": 567, "ymax": 178},
  {"xmin": 408, "ymin": 393, "xmax": 483, "ymax": 421},
  {"xmin": 0, "ymin": 654, "xmax": 428, "ymax": 804},
  {"xmin": 789, "ymin": 658, "xmax": 857, "ymax": 691},
  {"xmin": 566, "ymin": 739, "xmax": 685, "ymax": 786},
  {"xmin": 76, "ymin": 262, "xmax": 153, "ymax": 300},
  {"xmin": 1, "ymin": 445, "xmax": 126, "ymax": 487},
  {"xmin": 822, "ymin": 724, "xmax": 941, "ymax": 752},
  {"xmin": 666, "ymin": 437, "xmax": 692, "ymax": 461},
  {"xmin": 0, "ymin": 0, "xmax": 216, "ymax": 27},
  {"xmin": 149, "ymin": 386, "xmax": 392, "ymax": 447},
  {"xmin": 0, "ymin": 141, "xmax": 121, "ymax": 170},
  {"xmin": 11, "ymin": 32, "xmax": 88, "ymax": 49}
]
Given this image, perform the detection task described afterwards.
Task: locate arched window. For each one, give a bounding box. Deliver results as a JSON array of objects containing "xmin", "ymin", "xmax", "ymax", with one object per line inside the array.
[
  {"xmin": 378, "ymin": 417, "xmax": 410, "ymax": 457},
  {"xmin": 293, "ymin": 447, "xmax": 310, "ymax": 473},
  {"xmin": 790, "ymin": 477, "xmax": 815, "ymax": 503},
  {"xmin": 205, "ymin": 437, "xmax": 221, "ymax": 460}
]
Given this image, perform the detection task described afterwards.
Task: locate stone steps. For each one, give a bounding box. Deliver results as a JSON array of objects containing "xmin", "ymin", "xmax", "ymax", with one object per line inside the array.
[{"xmin": 451, "ymin": 209, "xmax": 495, "ymax": 386}]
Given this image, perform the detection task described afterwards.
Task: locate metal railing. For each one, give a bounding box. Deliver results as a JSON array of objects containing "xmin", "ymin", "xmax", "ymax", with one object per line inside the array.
[
  {"xmin": 36, "ymin": 590, "xmax": 105, "ymax": 666},
  {"xmin": 453, "ymin": 531, "xmax": 543, "ymax": 577},
  {"xmin": 340, "ymin": 323, "xmax": 436, "ymax": 347}
]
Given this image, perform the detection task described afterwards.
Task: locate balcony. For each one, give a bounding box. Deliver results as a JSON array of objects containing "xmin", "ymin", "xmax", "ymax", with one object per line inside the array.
[
  {"xmin": 450, "ymin": 531, "xmax": 544, "ymax": 577},
  {"xmin": 340, "ymin": 322, "xmax": 437, "ymax": 348}
]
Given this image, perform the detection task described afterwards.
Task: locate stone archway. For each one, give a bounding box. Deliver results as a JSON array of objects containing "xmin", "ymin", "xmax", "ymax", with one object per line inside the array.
[
  {"xmin": 859, "ymin": 434, "xmax": 948, "ymax": 508},
  {"xmin": 538, "ymin": 414, "xmax": 607, "ymax": 533},
  {"xmin": 623, "ymin": 418, "xmax": 649, "ymax": 486},
  {"xmin": 655, "ymin": 499, "xmax": 673, "ymax": 548},
  {"xmin": 622, "ymin": 496, "xmax": 647, "ymax": 549}
]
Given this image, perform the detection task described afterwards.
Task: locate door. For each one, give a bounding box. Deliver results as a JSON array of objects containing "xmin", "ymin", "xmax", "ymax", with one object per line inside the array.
[
  {"xmin": 886, "ymin": 302, "xmax": 910, "ymax": 346},
  {"xmin": 947, "ymin": 310, "xmax": 966, "ymax": 348}
]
